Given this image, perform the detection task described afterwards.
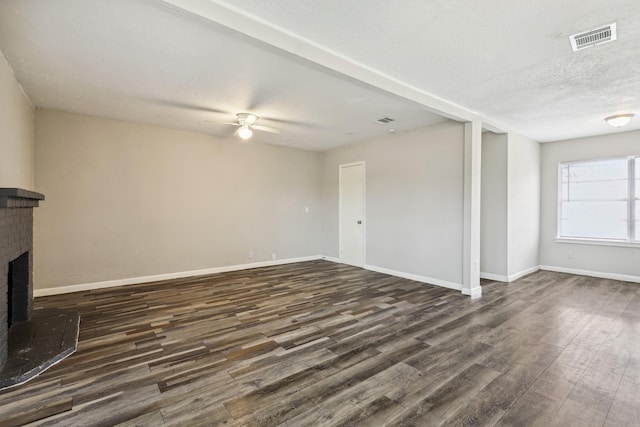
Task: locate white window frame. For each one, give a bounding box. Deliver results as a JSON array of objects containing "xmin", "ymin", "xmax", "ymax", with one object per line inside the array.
[{"xmin": 556, "ymin": 155, "xmax": 639, "ymax": 247}]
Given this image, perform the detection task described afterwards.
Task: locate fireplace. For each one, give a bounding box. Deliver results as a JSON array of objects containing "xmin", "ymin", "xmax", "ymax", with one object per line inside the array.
[
  {"xmin": 0, "ymin": 188, "xmax": 79, "ymax": 389},
  {"xmin": 8, "ymin": 252, "xmax": 30, "ymax": 329},
  {"xmin": 0, "ymin": 188, "xmax": 42, "ymax": 369}
]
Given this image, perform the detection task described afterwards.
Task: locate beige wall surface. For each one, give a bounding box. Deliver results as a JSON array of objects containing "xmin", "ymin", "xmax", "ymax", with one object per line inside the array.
[
  {"xmin": 34, "ymin": 110, "xmax": 322, "ymax": 289},
  {"xmin": 480, "ymin": 132, "xmax": 508, "ymax": 277},
  {"xmin": 321, "ymin": 121, "xmax": 465, "ymax": 286},
  {"xmin": 0, "ymin": 52, "xmax": 34, "ymax": 189},
  {"xmin": 540, "ymin": 130, "xmax": 640, "ymax": 277}
]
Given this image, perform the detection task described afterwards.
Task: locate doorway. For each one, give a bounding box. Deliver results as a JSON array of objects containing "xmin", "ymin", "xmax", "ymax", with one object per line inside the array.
[{"xmin": 339, "ymin": 162, "xmax": 365, "ymax": 267}]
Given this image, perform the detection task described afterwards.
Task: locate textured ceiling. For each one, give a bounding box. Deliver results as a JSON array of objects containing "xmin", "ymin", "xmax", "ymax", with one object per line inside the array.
[
  {"xmin": 211, "ymin": 0, "xmax": 640, "ymax": 142},
  {"xmin": 1, "ymin": 0, "xmax": 639, "ymax": 148}
]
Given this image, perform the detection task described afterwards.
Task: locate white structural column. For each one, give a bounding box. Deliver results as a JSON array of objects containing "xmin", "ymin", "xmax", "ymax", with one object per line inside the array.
[{"xmin": 462, "ymin": 120, "xmax": 482, "ymax": 298}]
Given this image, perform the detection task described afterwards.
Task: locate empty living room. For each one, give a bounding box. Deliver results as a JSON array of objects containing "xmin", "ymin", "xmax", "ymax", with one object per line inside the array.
[{"xmin": 1, "ymin": 0, "xmax": 639, "ymax": 426}]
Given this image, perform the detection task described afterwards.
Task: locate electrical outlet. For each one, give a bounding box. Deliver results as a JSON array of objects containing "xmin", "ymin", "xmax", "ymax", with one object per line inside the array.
[
  {"xmin": 248, "ymin": 251, "xmax": 253, "ymax": 259},
  {"xmin": 305, "ymin": 206, "xmax": 309, "ymax": 213},
  {"xmin": 272, "ymin": 253, "xmax": 276, "ymax": 260}
]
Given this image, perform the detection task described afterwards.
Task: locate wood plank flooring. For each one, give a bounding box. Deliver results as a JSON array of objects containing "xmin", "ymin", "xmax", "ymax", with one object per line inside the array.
[{"xmin": 1, "ymin": 260, "xmax": 639, "ymax": 426}]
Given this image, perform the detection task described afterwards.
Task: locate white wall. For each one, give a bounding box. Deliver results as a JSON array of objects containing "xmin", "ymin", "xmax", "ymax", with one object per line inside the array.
[
  {"xmin": 0, "ymin": 52, "xmax": 34, "ymax": 189},
  {"xmin": 321, "ymin": 121, "xmax": 465, "ymax": 288},
  {"xmin": 480, "ymin": 131, "xmax": 540, "ymax": 281},
  {"xmin": 480, "ymin": 132, "xmax": 508, "ymax": 278},
  {"xmin": 34, "ymin": 110, "xmax": 322, "ymax": 289},
  {"xmin": 540, "ymin": 130, "xmax": 640, "ymax": 279},
  {"xmin": 507, "ymin": 133, "xmax": 540, "ymax": 277}
]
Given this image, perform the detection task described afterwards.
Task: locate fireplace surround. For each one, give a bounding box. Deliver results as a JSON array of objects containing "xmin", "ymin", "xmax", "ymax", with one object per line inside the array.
[
  {"xmin": 0, "ymin": 188, "xmax": 43, "ymax": 369},
  {"xmin": 0, "ymin": 188, "xmax": 79, "ymax": 389}
]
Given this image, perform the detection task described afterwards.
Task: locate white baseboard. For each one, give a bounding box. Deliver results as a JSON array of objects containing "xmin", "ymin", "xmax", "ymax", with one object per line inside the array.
[
  {"xmin": 539, "ymin": 265, "xmax": 640, "ymax": 284},
  {"xmin": 480, "ymin": 272, "xmax": 508, "ymax": 282},
  {"xmin": 363, "ymin": 264, "xmax": 462, "ymax": 291},
  {"xmin": 461, "ymin": 286, "xmax": 482, "ymax": 298},
  {"xmin": 34, "ymin": 255, "xmax": 323, "ymax": 297},
  {"xmin": 480, "ymin": 266, "xmax": 540, "ymax": 283},
  {"xmin": 35, "ymin": 256, "xmax": 474, "ymax": 297},
  {"xmin": 508, "ymin": 266, "xmax": 540, "ymax": 282}
]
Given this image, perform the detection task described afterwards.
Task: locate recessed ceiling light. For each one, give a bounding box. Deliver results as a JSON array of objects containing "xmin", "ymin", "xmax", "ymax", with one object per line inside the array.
[{"xmin": 605, "ymin": 114, "xmax": 634, "ymax": 128}]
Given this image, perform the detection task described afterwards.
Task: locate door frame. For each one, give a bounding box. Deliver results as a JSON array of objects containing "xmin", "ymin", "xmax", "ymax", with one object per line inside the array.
[{"xmin": 339, "ymin": 161, "xmax": 366, "ymax": 267}]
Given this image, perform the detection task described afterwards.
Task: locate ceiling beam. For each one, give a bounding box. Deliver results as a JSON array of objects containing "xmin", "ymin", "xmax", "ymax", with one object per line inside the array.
[{"xmin": 159, "ymin": 0, "xmax": 514, "ymax": 133}]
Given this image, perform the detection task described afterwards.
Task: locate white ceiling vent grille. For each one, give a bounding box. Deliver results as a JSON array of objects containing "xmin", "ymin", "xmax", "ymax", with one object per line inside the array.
[
  {"xmin": 376, "ymin": 117, "xmax": 395, "ymax": 124},
  {"xmin": 569, "ymin": 23, "xmax": 617, "ymax": 51}
]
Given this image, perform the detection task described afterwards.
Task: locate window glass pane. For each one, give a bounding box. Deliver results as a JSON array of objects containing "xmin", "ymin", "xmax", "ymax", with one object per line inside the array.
[
  {"xmin": 559, "ymin": 158, "xmax": 630, "ymax": 240},
  {"xmin": 562, "ymin": 158, "xmax": 628, "ymax": 200},
  {"xmin": 565, "ymin": 159, "xmax": 627, "ymax": 183},
  {"xmin": 561, "ymin": 201, "xmax": 628, "ymax": 239},
  {"xmin": 566, "ymin": 180, "xmax": 627, "ymax": 200}
]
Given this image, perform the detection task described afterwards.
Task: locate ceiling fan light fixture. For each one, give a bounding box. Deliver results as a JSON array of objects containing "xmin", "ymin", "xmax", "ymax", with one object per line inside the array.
[
  {"xmin": 605, "ymin": 114, "xmax": 634, "ymax": 128},
  {"xmin": 244, "ymin": 114, "xmax": 258, "ymax": 125},
  {"xmin": 238, "ymin": 124, "xmax": 253, "ymax": 140}
]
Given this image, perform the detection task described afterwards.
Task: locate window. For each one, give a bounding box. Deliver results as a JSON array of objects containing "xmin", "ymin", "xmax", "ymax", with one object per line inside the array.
[{"xmin": 558, "ymin": 156, "xmax": 639, "ymax": 244}]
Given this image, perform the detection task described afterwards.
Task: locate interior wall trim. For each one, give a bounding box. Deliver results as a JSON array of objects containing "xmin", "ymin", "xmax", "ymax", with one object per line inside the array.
[
  {"xmin": 480, "ymin": 272, "xmax": 509, "ymax": 282},
  {"xmin": 461, "ymin": 286, "xmax": 482, "ymax": 298},
  {"xmin": 36, "ymin": 259, "xmax": 638, "ymax": 299},
  {"xmin": 34, "ymin": 255, "xmax": 323, "ymax": 297},
  {"xmin": 481, "ymin": 266, "xmax": 540, "ymax": 283},
  {"xmin": 539, "ymin": 265, "xmax": 640, "ymax": 284},
  {"xmin": 508, "ymin": 266, "xmax": 540, "ymax": 282},
  {"xmin": 35, "ymin": 256, "xmax": 493, "ymax": 297},
  {"xmin": 364, "ymin": 263, "xmax": 462, "ymax": 291}
]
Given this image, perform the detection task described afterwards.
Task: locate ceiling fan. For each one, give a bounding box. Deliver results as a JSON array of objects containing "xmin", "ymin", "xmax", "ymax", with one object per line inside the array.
[{"xmin": 209, "ymin": 113, "xmax": 281, "ymax": 140}]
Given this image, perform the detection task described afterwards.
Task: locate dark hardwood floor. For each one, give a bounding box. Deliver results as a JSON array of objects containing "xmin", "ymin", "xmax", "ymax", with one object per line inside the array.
[{"xmin": 0, "ymin": 260, "xmax": 639, "ymax": 426}]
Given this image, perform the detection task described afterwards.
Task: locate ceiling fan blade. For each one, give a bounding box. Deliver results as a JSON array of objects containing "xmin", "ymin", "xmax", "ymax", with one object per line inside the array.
[
  {"xmin": 260, "ymin": 116, "xmax": 317, "ymax": 128},
  {"xmin": 253, "ymin": 125, "xmax": 281, "ymax": 134},
  {"xmin": 244, "ymin": 114, "xmax": 258, "ymax": 125},
  {"xmin": 204, "ymin": 120, "xmax": 241, "ymax": 126},
  {"xmin": 152, "ymin": 99, "xmax": 231, "ymax": 115}
]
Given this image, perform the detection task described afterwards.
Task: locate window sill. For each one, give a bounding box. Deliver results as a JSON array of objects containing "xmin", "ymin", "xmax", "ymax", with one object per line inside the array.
[{"xmin": 555, "ymin": 237, "xmax": 640, "ymax": 248}]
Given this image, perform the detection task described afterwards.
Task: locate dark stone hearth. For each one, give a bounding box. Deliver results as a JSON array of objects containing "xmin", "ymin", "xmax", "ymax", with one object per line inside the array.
[{"xmin": 0, "ymin": 309, "xmax": 79, "ymax": 389}]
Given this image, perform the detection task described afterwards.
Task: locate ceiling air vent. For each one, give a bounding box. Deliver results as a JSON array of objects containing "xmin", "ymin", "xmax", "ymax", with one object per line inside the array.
[
  {"xmin": 376, "ymin": 117, "xmax": 395, "ymax": 124},
  {"xmin": 569, "ymin": 23, "xmax": 616, "ymax": 52}
]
